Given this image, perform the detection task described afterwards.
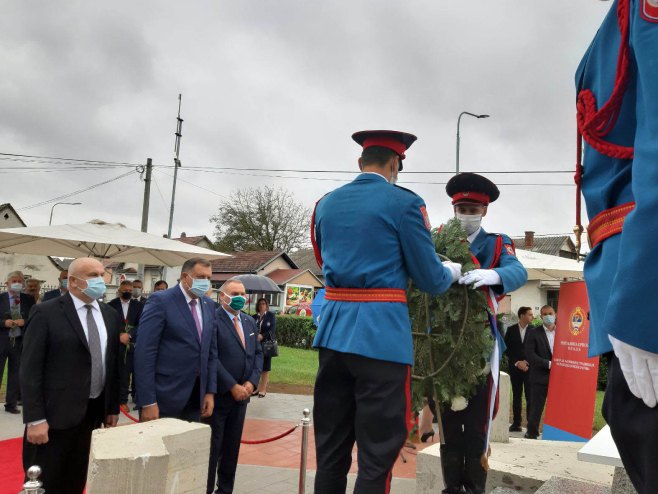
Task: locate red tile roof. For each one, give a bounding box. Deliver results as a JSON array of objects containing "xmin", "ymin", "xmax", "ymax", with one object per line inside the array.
[
  {"xmin": 210, "ymin": 251, "xmax": 296, "ymax": 273},
  {"xmin": 173, "ymin": 235, "xmax": 210, "ymax": 246},
  {"xmin": 266, "ymin": 269, "xmax": 307, "ymax": 285}
]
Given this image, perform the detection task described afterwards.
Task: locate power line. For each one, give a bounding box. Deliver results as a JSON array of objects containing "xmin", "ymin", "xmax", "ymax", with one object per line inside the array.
[
  {"xmin": 0, "ymin": 152, "xmax": 143, "ymax": 167},
  {"xmin": 17, "ymin": 169, "xmax": 138, "ymax": 210}
]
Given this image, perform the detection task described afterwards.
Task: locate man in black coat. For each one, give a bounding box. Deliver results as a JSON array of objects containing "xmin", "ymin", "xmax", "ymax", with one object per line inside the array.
[
  {"xmin": 524, "ymin": 304, "xmax": 556, "ymax": 439},
  {"xmin": 0, "ymin": 270, "xmax": 36, "ymax": 414},
  {"xmin": 206, "ymin": 278, "xmax": 263, "ymax": 494},
  {"xmin": 107, "ymin": 280, "xmax": 143, "ymax": 407},
  {"xmin": 42, "ymin": 270, "xmax": 69, "ymax": 301},
  {"xmin": 504, "ymin": 306, "xmax": 534, "ymax": 432},
  {"xmin": 21, "ymin": 257, "xmax": 122, "ymax": 493}
]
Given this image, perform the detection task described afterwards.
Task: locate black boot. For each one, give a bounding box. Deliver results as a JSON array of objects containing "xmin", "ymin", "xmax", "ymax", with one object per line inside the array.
[
  {"xmin": 440, "ymin": 446, "xmax": 465, "ymax": 494},
  {"xmin": 463, "ymin": 456, "xmax": 487, "ymax": 494}
]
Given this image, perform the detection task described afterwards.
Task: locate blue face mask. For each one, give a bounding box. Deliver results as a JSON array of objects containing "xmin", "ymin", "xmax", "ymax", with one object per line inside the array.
[
  {"xmin": 81, "ymin": 277, "xmax": 106, "ymax": 300},
  {"xmin": 189, "ymin": 277, "xmax": 211, "ymax": 298},
  {"xmin": 543, "ymin": 314, "xmax": 556, "ymax": 325},
  {"xmin": 9, "ymin": 283, "xmax": 23, "ymax": 293},
  {"xmin": 223, "ymin": 292, "xmax": 246, "ymax": 311},
  {"xmin": 60, "ymin": 279, "xmax": 68, "ymax": 289}
]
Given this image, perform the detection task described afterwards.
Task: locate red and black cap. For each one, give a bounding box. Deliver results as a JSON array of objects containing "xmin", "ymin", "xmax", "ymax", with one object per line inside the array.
[
  {"xmin": 446, "ymin": 172, "xmax": 499, "ymax": 206},
  {"xmin": 352, "ymin": 130, "xmax": 417, "ymax": 170}
]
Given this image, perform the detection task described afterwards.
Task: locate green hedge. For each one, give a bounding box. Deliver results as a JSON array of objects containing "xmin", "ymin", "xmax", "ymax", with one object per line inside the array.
[{"xmin": 275, "ymin": 315, "xmax": 317, "ymax": 349}]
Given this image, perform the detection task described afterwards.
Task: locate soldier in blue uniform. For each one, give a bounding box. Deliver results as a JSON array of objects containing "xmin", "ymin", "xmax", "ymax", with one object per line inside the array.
[
  {"xmin": 311, "ymin": 130, "xmax": 462, "ymax": 494},
  {"xmin": 576, "ymin": 1, "xmax": 658, "ymax": 492},
  {"xmin": 439, "ymin": 173, "xmax": 527, "ymax": 494}
]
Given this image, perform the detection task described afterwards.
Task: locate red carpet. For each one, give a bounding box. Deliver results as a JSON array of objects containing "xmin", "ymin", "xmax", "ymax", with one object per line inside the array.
[{"xmin": 0, "ymin": 437, "xmax": 23, "ymax": 494}]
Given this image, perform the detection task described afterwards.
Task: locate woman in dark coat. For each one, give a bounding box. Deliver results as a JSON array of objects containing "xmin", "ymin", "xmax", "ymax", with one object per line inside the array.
[{"xmin": 253, "ymin": 298, "xmax": 276, "ymax": 397}]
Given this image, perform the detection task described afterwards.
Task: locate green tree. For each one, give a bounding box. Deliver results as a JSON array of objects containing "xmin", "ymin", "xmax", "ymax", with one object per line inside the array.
[{"xmin": 210, "ymin": 186, "xmax": 311, "ymax": 252}]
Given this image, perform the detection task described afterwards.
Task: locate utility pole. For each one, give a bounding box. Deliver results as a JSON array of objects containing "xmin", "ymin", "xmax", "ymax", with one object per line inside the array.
[
  {"xmin": 137, "ymin": 158, "xmax": 153, "ymax": 283},
  {"xmin": 164, "ymin": 94, "xmax": 183, "ymax": 283},
  {"xmin": 167, "ymin": 94, "xmax": 183, "ymax": 239}
]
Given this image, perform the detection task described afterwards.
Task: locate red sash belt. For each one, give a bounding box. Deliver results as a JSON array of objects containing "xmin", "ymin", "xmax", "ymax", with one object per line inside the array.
[
  {"xmin": 587, "ymin": 202, "xmax": 635, "ymax": 249},
  {"xmin": 324, "ymin": 287, "xmax": 407, "ymax": 303}
]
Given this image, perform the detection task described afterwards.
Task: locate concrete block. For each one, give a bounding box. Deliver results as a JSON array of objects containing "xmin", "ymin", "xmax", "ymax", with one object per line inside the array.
[
  {"xmin": 491, "ymin": 372, "xmax": 510, "ymax": 443},
  {"xmin": 416, "ymin": 437, "xmax": 614, "ymax": 494},
  {"xmin": 611, "ymin": 467, "xmax": 637, "ymax": 494},
  {"xmin": 535, "ymin": 476, "xmax": 611, "ymax": 494},
  {"xmin": 86, "ymin": 418, "xmax": 211, "ymax": 494}
]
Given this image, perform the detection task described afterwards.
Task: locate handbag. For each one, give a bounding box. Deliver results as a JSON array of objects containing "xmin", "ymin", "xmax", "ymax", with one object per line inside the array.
[{"xmin": 262, "ymin": 339, "xmax": 279, "ymax": 358}]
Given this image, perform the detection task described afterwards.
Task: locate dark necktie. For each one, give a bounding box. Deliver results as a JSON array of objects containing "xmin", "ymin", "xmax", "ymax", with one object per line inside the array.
[{"xmin": 85, "ymin": 305, "xmax": 104, "ymax": 398}]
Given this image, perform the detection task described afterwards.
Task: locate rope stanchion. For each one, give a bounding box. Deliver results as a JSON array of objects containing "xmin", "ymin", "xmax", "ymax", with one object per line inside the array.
[
  {"xmin": 120, "ymin": 406, "xmax": 139, "ymax": 423},
  {"xmin": 241, "ymin": 424, "xmax": 299, "ymax": 445}
]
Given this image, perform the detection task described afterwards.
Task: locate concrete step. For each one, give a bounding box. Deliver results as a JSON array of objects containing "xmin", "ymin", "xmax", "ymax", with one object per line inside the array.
[{"xmin": 535, "ymin": 476, "xmax": 611, "ymax": 494}]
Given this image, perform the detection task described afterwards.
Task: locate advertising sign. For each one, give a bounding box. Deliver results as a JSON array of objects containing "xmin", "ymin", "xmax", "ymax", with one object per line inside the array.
[
  {"xmin": 285, "ymin": 284, "xmax": 313, "ymax": 306},
  {"xmin": 542, "ymin": 281, "xmax": 600, "ymax": 442}
]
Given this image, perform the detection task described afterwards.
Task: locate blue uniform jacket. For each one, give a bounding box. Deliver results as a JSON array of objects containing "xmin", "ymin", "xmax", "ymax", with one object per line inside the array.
[
  {"xmin": 134, "ymin": 286, "xmax": 218, "ymax": 415},
  {"xmin": 469, "ymin": 228, "xmax": 527, "ymax": 297},
  {"xmin": 576, "ymin": 0, "xmax": 658, "ymax": 356},
  {"xmin": 312, "ymin": 173, "xmax": 454, "ymax": 365}
]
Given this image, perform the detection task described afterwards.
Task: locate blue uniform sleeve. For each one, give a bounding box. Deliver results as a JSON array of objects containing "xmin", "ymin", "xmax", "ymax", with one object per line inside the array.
[
  {"xmin": 492, "ymin": 235, "xmax": 528, "ymax": 295},
  {"xmin": 606, "ymin": 6, "xmax": 658, "ymax": 353},
  {"xmin": 398, "ymin": 196, "xmax": 453, "ymax": 295}
]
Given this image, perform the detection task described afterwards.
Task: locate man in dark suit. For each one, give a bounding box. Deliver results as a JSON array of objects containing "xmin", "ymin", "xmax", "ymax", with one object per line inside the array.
[
  {"xmin": 131, "ymin": 279, "xmax": 148, "ymax": 304},
  {"xmin": 1, "ymin": 270, "xmax": 36, "ymax": 414},
  {"xmin": 504, "ymin": 306, "xmax": 534, "ymax": 432},
  {"xmin": 21, "ymin": 257, "xmax": 122, "ymax": 493},
  {"xmin": 135, "ymin": 258, "xmax": 217, "ymax": 422},
  {"xmin": 524, "ymin": 304, "xmax": 556, "ymax": 439},
  {"xmin": 42, "ymin": 270, "xmax": 69, "ymax": 301},
  {"xmin": 206, "ymin": 278, "xmax": 263, "ymax": 494},
  {"xmin": 107, "ymin": 280, "xmax": 143, "ymax": 408}
]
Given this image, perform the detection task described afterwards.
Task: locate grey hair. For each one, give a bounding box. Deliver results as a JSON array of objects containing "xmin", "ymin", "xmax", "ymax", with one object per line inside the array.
[
  {"xmin": 6, "ymin": 271, "xmax": 25, "ymax": 282},
  {"xmin": 220, "ymin": 278, "xmax": 244, "ymax": 292}
]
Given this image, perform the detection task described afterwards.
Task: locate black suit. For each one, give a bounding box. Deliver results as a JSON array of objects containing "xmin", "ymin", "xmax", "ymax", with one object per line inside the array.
[
  {"xmin": 524, "ymin": 326, "xmax": 553, "ymax": 438},
  {"xmin": 504, "ymin": 323, "xmax": 532, "ymax": 428},
  {"xmin": 206, "ymin": 308, "xmax": 263, "ymax": 494},
  {"xmin": 107, "ymin": 297, "xmax": 143, "ymax": 404},
  {"xmin": 21, "ymin": 293, "xmax": 122, "ymax": 493},
  {"xmin": 42, "ymin": 288, "xmax": 66, "ymax": 302},
  {"xmin": 0, "ymin": 291, "xmax": 36, "ymax": 410}
]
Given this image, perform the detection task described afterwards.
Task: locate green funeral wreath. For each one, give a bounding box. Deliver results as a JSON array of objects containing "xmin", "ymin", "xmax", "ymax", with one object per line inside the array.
[{"xmin": 407, "ymin": 218, "xmax": 494, "ymax": 413}]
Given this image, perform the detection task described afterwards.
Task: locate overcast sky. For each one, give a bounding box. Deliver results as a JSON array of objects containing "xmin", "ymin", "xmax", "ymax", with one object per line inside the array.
[{"xmin": 1, "ymin": 0, "xmax": 612, "ymax": 247}]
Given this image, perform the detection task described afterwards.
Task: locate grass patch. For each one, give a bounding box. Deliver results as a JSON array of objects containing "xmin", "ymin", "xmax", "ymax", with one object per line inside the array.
[{"xmin": 269, "ymin": 345, "xmax": 319, "ymax": 387}]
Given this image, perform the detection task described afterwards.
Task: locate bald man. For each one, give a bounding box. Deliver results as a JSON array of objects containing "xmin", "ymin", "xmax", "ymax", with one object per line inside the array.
[{"xmin": 21, "ymin": 257, "xmax": 122, "ymax": 493}]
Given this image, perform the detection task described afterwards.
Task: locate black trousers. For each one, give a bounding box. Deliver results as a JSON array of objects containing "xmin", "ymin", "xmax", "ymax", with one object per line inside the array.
[
  {"xmin": 204, "ymin": 395, "xmax": 247, "ymax": 494},
  {"xmin": 509, "ymin": 369, "xmax": 530, "ymax": 427},
  {"xmin": 439, "ymin": 381, "xmax": 489, "ymax": 494},
  {"xmin": 313, "ymin": 348, "xmax": 411, "ymax": 494},
  {"xmin": 118, "ymin": 349, "xmax": 134, "ymax": 404},
  {"xmin": 527, "ymin": 382, "xmax": 548, "ymax": 438},
  {"xmin": 157, "ymin": 377, "xmax": 201, "ymax": 422},
  {"xmin": 0, "ymin": 335, "xmax": 22, "ymax": 409},
  {"xmin": 604, "ymin": 354, "xmax": 658, "ymax": 494},
  {"xmin": 22, "ymin": 395, "xmax": 104, "ymax": 494}
]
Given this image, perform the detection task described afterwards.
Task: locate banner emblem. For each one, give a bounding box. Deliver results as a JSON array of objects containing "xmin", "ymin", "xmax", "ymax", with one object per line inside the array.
[
  {"xmin": 420, "ymin": 206, "xmax": 431, "ymax": 230},
  {"xmin": 570, "ymin": 306, "xmax": 586, "ymax": 336}
]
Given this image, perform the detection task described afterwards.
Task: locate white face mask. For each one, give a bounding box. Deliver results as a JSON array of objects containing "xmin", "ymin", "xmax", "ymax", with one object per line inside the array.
[{"xmin": 455, "ymin": 213, "xmax": 482, "ymax": 236}]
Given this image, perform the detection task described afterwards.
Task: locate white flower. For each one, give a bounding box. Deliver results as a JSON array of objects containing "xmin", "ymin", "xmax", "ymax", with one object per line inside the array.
[{"xmin": 450, "ymin": 396, "xmax": 468, "ymax": 412}]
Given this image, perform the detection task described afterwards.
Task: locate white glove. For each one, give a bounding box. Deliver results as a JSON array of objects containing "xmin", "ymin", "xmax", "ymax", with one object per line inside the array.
[
  {"xmin": 609, "ymin": 335, "xmax": 658, "ymax": 408},
  {"xmin": 458, "ymin": 269, "xmax": 501, "ymax": 288},
  {"xmin": 442, "ymin": 261, "xmax": 462, "ymax": 283}
]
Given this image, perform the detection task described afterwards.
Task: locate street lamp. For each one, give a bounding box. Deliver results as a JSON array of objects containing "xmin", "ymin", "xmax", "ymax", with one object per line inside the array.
[
  {"xmin": 49, "ymin": 202, "xmax": 82, "ymax": 225},
  {"xmin": 456, "ymin": 111, "xmax": 490, "ymax": 173}
]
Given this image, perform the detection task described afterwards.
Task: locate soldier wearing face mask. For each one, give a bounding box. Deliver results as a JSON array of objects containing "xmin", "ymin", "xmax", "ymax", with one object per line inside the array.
[{"xmin": 437, "ymin": 173, "xmax": 527, "ymax": 494}]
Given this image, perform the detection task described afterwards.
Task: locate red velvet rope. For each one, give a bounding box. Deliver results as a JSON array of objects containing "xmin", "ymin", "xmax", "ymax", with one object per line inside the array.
[
  {"xmin": 121, "ymin": 407, "xmax": 300, "ymax": 445},
  {"xmin": 240, "ymin": 425, "xmax": 299, "ymax": 444}
]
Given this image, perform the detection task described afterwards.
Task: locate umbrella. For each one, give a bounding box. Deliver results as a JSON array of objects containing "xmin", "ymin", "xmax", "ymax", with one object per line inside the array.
[
  {"xmin": 0, "ymin": 220, "xmax": 228, "ymax": 267},
  {"xmin": 231, "ymin": 274, "xmax": 282, "ymax": 293},
  {"xmin": 515, "ymin": 249, "xmax": 584, "ymax": 281}
]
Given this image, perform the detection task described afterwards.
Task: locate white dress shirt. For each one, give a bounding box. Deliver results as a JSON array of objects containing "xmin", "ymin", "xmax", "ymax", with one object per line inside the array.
[
  {"xmin": 223, "ymin": 306, "xmax": 245, "ymax": 343},
  {"xmin": 519, "ymin": 324, "xmax": 527, "ymax": 343},
  {"xmin": 467, "ymin": 227, "xmax": 482, "ymax": 244},
  {"xmin": 120, "ymin": 299, "xmax": 130, "ymax": 320}
]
